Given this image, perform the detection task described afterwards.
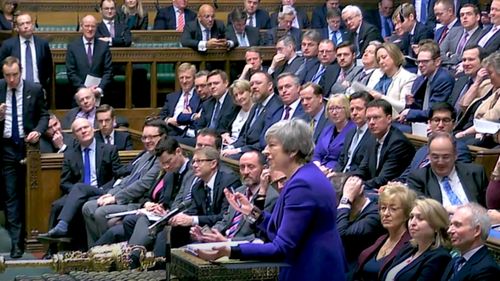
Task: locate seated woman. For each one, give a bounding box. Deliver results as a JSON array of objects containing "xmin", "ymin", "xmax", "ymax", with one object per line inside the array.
[
  {"xmin": 313, "ymin": 94, "xmax": 356, "ymax": 172},
  {"xmin": 0, "ymin": 0, "xmax": 17, "ymax": 30},
  {"xmin": 116, "ymin": 0, "xmax": 148, "ymax": 30},
  {"xmin": 353, "ymin": 183, "xmax": 417, "ymax": 281},
  {"xmin": 196, "ymin": 119, "xmax": 347, "ymax": 281},
  {"xmin": 381, "ymin": 198, "xmax": 451, "ymax": 281},
  {"xmin": 367, "ymin": 42, "xmax": 416, "ymax": 118},
  {"xmin": 221, "ymin": 80, "xmax": 253, "ymax": 149}
]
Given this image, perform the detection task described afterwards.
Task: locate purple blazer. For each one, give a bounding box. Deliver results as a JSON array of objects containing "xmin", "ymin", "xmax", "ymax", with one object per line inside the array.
[
  {"xmin": 233, "ymin": 163, "xmax": 347, "ymax": 281},
  {"xmin": 313, "ymin": 120, "xmax": 356, "ymax": 169}
]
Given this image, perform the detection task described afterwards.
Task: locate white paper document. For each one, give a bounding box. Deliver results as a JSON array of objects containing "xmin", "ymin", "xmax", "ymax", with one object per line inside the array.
[
  {"xmin": 474, "ymin": 119, "xmax": 500, "ymax": 134},
  {"xmin": 411, "ymin": 122, "xmax": 428, "ymax": 137},
  {"xmin": 84, "ymin": 75, "xmax": 102, "ymax": 87}
]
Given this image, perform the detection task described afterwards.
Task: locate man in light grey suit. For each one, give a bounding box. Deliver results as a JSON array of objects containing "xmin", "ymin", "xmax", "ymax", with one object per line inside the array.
[
  {"xmin": 330, "ymin": 41, "xmax": 362, "ymax": 95},
  {"xmin": 190, "ymin": 151, "xmax": 279, "ymax": 242},
  {"xmin": 440, "ymin": 4, "xmax": 482, "ymax": 67}
]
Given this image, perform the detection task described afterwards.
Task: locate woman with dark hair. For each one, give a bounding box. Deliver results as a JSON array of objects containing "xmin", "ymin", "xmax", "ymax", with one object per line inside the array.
[
  {"xmin": 0, "ymin": 0, "xmax": 17, "ymax": 30},
  {"xmin": 196, "ymin": 119, "xmax": 347, "ymax": 281}
]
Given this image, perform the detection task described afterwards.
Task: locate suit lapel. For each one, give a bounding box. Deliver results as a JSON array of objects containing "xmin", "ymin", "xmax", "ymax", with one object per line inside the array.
[
  {"xmin": 428, "ymin": 170, "xmax": 444, "ymax": 202},
  {"xmin": 455, "ymin": 164, "xmax": 476, "ymax": 202},
  {"xmin": 95, "ymin": 142, "xmax": 104, "ymax": 185},
  {"xmin": 22, "ymin": 85, "xmax": 31, "ymax": 123}
]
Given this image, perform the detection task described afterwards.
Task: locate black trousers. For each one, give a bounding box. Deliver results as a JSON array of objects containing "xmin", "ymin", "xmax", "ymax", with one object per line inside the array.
[{"xmin": 57, "ymin": 183, "xmax": 105, "ymax": 223}]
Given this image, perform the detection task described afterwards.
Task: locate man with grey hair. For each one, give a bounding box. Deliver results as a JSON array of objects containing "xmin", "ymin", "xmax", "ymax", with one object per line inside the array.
[
  {"xmin": 61, "ymin": 88, "xmax": 98, "ymax": 129},
  {"xmin": 441, "ymin": 203, "xmax": 500, "ymax": 280},
  {"xmin": 264, "ymin": 6, "xmax": 302, "ymax": 50},
  {"xmin": 270, "ymin": 0, "xmax": 310, "ymax": 29},
  {"xmin": 267, "ymin": 35, "xmax": 304, "ymax": 80},
  {"xmin": 341, "ymin": 5, "xmax": 382, "ymax": 58}
]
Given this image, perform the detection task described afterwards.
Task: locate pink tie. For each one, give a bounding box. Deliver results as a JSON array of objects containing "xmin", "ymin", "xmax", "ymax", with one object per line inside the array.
[
  {"xmin": 177, "ymin": 10, "xmax": 185, "ymax": 32},
  {"xmin": 183, "ymin": 92, "xmax": 189, "ymax": 109},
  {"xmin": 152, "ymin": 178, "xmax": 164, "ymax": 201}
]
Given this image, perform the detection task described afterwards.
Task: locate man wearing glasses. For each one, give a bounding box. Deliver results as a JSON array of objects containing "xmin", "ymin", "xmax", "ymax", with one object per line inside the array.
[{"xmin": 407, "ymin": 132, "xmax": 487, "ymax": 212}]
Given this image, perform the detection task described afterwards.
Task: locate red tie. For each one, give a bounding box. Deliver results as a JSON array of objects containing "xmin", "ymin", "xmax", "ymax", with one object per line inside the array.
[
  {"xmin": 177, "ymin": 10, "xmax": 185, "ymax": 32},
  {"xmin": 438, "ymin": 26, "xmax": 448, "ymax": 44}
]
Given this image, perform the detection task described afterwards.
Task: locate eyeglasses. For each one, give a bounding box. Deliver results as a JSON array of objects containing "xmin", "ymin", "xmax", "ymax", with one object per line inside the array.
[
  {"xmin": 192, "ymin": 158, "xmax": 215, "ymax": 164},
  {"xmin": 141, "ymin": 134, "xmax": 162, "ymax": 141},
  {"xmin": 379, "ymin": 205, "xmax": 402, "ymax": 214},
  {"xmin": 416, "ymin": 58, "xmax": 437, "ymax": 65},
  {"xmin": 430, "ymin": 117, "xmax": 453, "ymax": 124},
  {"xmin": 328, "ymin": 106, "xmax": 345, "ymax": 112}
]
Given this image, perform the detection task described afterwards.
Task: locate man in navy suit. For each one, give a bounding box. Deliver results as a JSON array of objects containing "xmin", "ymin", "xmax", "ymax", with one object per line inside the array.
[
  {"xmin": 477, "ymin": 0, "xmax": 500, "ymax": 55},
  {"xmin": 319, "ymin": 8, "xmax": 348, "ymax": 45},
  {"xmin": 159, "ymin": 63, "xmax": 201, "ymax": 137},
  {"xmin": 433, "ymin": 0, "xmax": 460, "ymax": 44},
  {"xmin": 441, "ymin": 203, "xmax": 500, "ymax": 281},
  {"xmin": 299, "ymin": 82, "xmax": 328, "ymax": 143},
  {"xmin": 222, "ymin": 71, "xmax": 282, "ymax": 159},
  {"xmin": 264, "ymin": 5, "xmax": 302, "ymax": 50},
  {"xmin": 398, "ymin": 42, "xmax": 454, "ymax": 125},
  {"xmin": 419, "ymin": 0, "xmax": 479, "ymax": 27},
  {"xmin": 393, "ymin": 3, "xmax": 434, "ymax": 58},
  {"xmin": 0, "ymin": 56, "xmax": 49, "ymax": 258},
  {"xmin": 297, "ymin": 30, "xmax": 321, "ymax": 83},
  {"xmin": 96, "ymin": 0, "xmax": 132, "ymax": 47},
  {"xmin": 317, "ymin": 40, "xmax": 342, "ymax": 95},
  {"xmin": 227, "ymin": 0, "xmax": 270, "ymax": 29},
  {"xmin": 226, "ymin": 8, "xmax": 262, "ymax": 47},
  {"xmin": 180, "ymin": 4, "xmax": 236, "ymax": 52},
  {"xmin": 239, "ymin": 48, "xmax": 268, "ymax": 81},
  {"xmin": 267, "ymin": 35, "xmax": 304, "ymax": 81},
  {"xmin": 95, "ymin": 104, "xmax": 132, "ymax": 151},
  {"xmin": 312, "ymin": 0, "xmax": 341, "ymax": 29},
  {"xmin": 66, "ymin": 15, "xmax": 113, "ymax": 102},
  {"xmin": 270, "ymin": 0, "xmax": 309, "ymax": 29},
  {"xmin": 364, "ymin": 0, "xmax": 395, "ymax": 39},
  {"xmin": 351, "ymin": 99, "xmax": 415, "ymax": 191},
  {"xmin": 341, "ymin": 5, "xmax": 383, "ymax": 58},
  {"xmin": 153, "ymin": 0, "xmax": 196, "ymax": 30},
  {"xmin": 40, "ymin": 114, "xmax": 74, "ymax": 154},
  {"xmin": 195, "ymin": 70, "xmax": 238, "ymax": 135},
  {"xmin": 0, "ymin": 13, "xmax": 52, "ymax": 96}
]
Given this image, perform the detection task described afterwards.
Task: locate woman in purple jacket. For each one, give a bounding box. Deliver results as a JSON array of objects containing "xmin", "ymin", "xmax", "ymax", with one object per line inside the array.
[{"xmin": 196, "ymin": 119, "xmax": 347, "ymax": 281}]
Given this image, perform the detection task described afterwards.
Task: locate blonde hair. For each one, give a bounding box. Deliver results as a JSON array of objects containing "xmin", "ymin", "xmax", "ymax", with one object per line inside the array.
[
  {"xmin": 121, "ymin": 0, "xmax": 145, "ymax": 18},
  {"xmin": 410, "ymin": 198, "xmax": 451, "ymax": 249},
  {"xmin": 377, "ymin": 42, "xmax": 406, "ymax": 67},
  {"xmin": 379, "ymin": 183, "xmax": 417, "ymax": 220},
  {"xmin": 327, "ymin": 94, "xmax": 351, "ymax": 119}
]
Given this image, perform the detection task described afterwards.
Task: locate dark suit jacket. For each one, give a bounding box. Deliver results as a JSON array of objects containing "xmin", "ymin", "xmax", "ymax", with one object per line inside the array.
[
  {"xmin": 61, "ymin": 107, "xmax": 97, "ymax": 130},
  {"xmin": 159, "ymin": 90, "xmax": 201, "ymax": 121},
  {"xmin": 227, "ymin": 9, "xmax": 271, "ymax": 29},
  {"xmin": 260, "ymin": 102, "xmax": 306, "ymax": 148},
  {"xmin": 321, "ymin": 62, "xmax": 341, "ymax": 96},
  {"xmin": 0, "ymin": 35, "xmax": 53, "ymax": 91},
  {"xmin": 335, "ymin": 126, "xmax": 374, "ymax": 173},
  {"xmin": 434, "ymin": 20, "xmax": 461, "ymax": 42},
  {"xmin": 39, "ymin": 132, "xmax": 74, "ymax": 153},
  {"xmin": 95, "ymin": 21, "xmax": 132, "ymax": 47},
  {"xmin": 382, "ymin": 245, "xmax": 451, "ymax": 281},
  {"xmin": 65, "ymin": 37, "xmax": 113, "ymax": 93},
  {"xmin": 407, "ymin": 162, "xmax": 488, "ymax": 206},
  {"xmin": 0, "ymin": 79, "xmax": 49, "ymax": 137},
  {"xmin": 364, "ymin": 9, "xmax": 394, "ymax": 38},
  {"xmin": 95, "ymin": 130, "xmax": 133, "ymax": 151},
  {"xmin": 440, "ymin": 246, "xmax": 500, "ymax": 281},
  {"xmin": 306, "ymin": 106, "xmax": 329, "ymax": 143},
  {"xmin": 270, "ymin": 6, "xmax": 309, "ymax": 29},
  {"xmin": 311, "ymin": 4, "xmax": 330, "ymax": 29},
  {"xmin": 402, "ymin": 22, "xmax": 434, "ymax": 57},
  {"xmin": 345, "ymin": 21, "xmax": 383, "ymax": 57},
  {"xmin": 196, "ymin": 94, "xmax": 240, "ymax": 135},
  {"xmin": 337, "ymin": 200, "xmax": 385, "ymax": 263},
  {"xmin": 0, "ymin": 12, "xmax": 12, "ymax": 30},
  {"xmin": 116, "ymin": 7, "xmax": 148, "ymax": 30},
  {"xmin": 147, "ymin": 162, "xmax": 192, "ymax": 210},
  {"xmin": 298, "ymin": 57, "xmax": 320, "ymax": 83},
  {"xmin": 352, "ymin": 126, "xmax": 415, "ymax": 190},
  {"xmin": 187, "ymin": 169, "xmax": 240, "ymax": 226},
  {"xmin": 479, "ymin": 25, "xmax": 500, "ymax": 55},
  {"xmin": 180, "ymin": 20, "xmax": 232, "ymax": 52},
  {"xmin": 270, "ymin": 55, "xmax": 305, "ymax": 80},
  {"xmin": 232, "ymin": 94, "xmax": 283, "ymax": 154},
  {"xmin": 59, "ymin": 140, "xmax": 122, "ymax": 194},
  {"xmin": 226, "ymin": 25, "xmax": 262, "ymax": 47},
  {"xmin": 264, "ymin": 27, "xmax": 302, "ymax": 51},
  {"xmin": 318, "ymin": 27, "xmax": 349, "ymax": 43},
  {"xmin": 448, "ymin": 75, "xmax": 472, "ymax": 109},
  {"xmin": 406, "ymin": 67, "xmax": 454, "ymax": 122},
  {"xmin": 153, "ymin": 5, "xmax": 196, "ymax": 30},
  {"xmin": 424, "ymin": 0, "xmax": 479, "ymax": 26}
]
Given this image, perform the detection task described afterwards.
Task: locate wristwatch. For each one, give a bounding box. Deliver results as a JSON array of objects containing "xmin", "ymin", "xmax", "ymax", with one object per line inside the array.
[
  {"xmin": 246, "ymin": 206, "xmax": 263, "ymax": 224},
  {"xmin": 340, "ymin": 197, "xmax": 352, "ymax": 206}
]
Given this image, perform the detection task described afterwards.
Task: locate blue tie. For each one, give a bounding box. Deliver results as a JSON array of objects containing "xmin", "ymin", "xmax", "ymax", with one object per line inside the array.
[
  {"xmin": 83, "ymin": 147, "xmax": 91, "ymax": 185},
  {"xmin": 420, "ymin": 0, "xmax": 428, "ymax": 23},
  {"xmin": 209, "ymin": 101, "xmax": 221, "ymax": 129},
  {"xmin": 442, "ymin": 176, "xmax": 462, "ymax": 206},
  {"xmin": 25, "ymin": 40, "xmax": 34, "ymax": 82},
  {"xmin": 10, "ymin": 88, "xmax": 20, "ymax": 144},
  {"xmin": 448, "ymin": 256, "xmax": 466, "ymax": 280}
]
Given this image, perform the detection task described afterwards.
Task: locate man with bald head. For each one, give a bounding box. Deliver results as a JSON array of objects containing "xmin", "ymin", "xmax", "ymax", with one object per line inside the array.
[
  {"xmin": 66, "ymin": 15, "xmax": 112, "ymax": 105},
  {"xmin": 181, "ymin": 4, "xmax": 236, "ymax": 52}
]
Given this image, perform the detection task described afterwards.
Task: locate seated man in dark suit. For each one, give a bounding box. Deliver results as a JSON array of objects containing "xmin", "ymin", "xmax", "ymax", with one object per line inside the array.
[
  {"xmin": 153, "ymin": 0, "xmax": 196, "ymax": 31},
  {"xmin": 40, "ymin": 114, "xmax": 74, "ymax": 154},
  {"xmin": 95, "ymin": 104, "xmax": 132, "ymax": 151},
  {"xmin": 159, "ymin": 63, "xmax": 201, "ymax": 137},
  {"xmin": 351, "ymin": 99, "xmax": 415, "ymax": 191},
  {"xmin": 398, "ymin": 102, "xmax": 472, "ymax": 182},
  {"xmin": 96, "ymin": 0, "xmax": 132, "ymax": 47},
  {"xmin": 407, "ymin": 132, "xmax": 488, "ymax": 209},
  {"xmin": 433, "ymin": 0, "xmax": 460, "ymax": 44},
  {"xmin": 222, "ymin": 71, "xmax": 282, "ymax": 159},
  {"xmin": 316, "ymin": 40, "xmax": 341, "ymax": 94},
  {"xmin": 180, "ymin": 4, "xmax": 236, "ymax": 52},
  {"xmin": 226, "ymin": 8, "xmax": 261, "ymax": 47},
  {"xmin": 267, "ymin": 35, "xmax": 304, "ymax": 81},
  {"xmin": 341, "ymin": 5, "xmax": 383, "ymax": 58},
  {"xmin": 441, "ymin": 203, "xmax": 500, "ymax": 281},
  {"xmin": 311, "ymin": 0, "xmax": 341, "ymax": 29},
  {"xmin": 270, "ymin": 0, "xmax": 309, "ymax": 29},
  {"xmin": 227, "ymin": 0, "xmax": 270, "ymax": 29},
  {"xmin": 191, "ymin": 151, "xmax": 279, "ymax": 242},
  {"xmin": 66, "ymin": 15, "xmax": 113, "ymax": 104},
  {"xmin": 264, "ymin": 6, "xmax": 302, "ymax": 50},
  {"xmin": 297, "ymin": 30, "xmax": 321, "ymax": 83},
  {"xmin": 318, "ymin": 8, "xmax": 348, "ymax": 45},
  {"xmin": 0, "ymin": 12, "xmax": 52, "ymax": 95},
  {"xmin": 299, "ymin": 82, "xmax": 328, "ymax": 143},
  {"xmin": 477, "ymin": 0, "xmax": 500, "ymax": 56},
  {"xmin": 38, "ymin": 118, "xmax": 122, "ymax": 242},
  {"xmin": 364, "ymin": 0, "xmax": 395, "ymax": 39},
  {"xmin": 61, "ymin": 88, "xmax": 99, "ymax": 130},
  {"xmin": 239, "ymin": 47, "xmax": 268, "ymax": 81}
]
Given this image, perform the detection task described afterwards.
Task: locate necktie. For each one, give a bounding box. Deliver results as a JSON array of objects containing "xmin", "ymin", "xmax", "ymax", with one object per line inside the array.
[
  {"xmin": 383, "ymin": 17, "xmax": 392, "ymax": 38},
  {"xmin": 183, "ymin": 92, "xmax": 189, "ymax": 109},
  {"xmin": 330, "ymin": 31, "xmax": 337, "ymax": 45},
  {"xmin": 455, "ymin": 78, "xmax": 474, "ymax": 112},
  {"xmin": 24, "ymin": 40, "xmax": 34, "ymax": 82},
  {"xmin": 442, "ymin": 176, "xmax": 462, "ymax": 206},
  {"xmin": 249, "ymin": 103, "xmax": 262, "ymax": 128},
  {"xmin": 248, "ymin": 14, "xmax": 254, "ymax": 27},
  {"xmin": 423, "ymin": 78, "xmax": 431, "ymax": 110},
  {"xmin": 420, "ymin": 0, "xmax": 428, "ymax": 23},
  {"xmin": 344, "ymin": 128, "xmax": 362, "ymax": 172},
  {"xmin": 374, "ymin": 75, "xmax": 392, "ymax": 95},
  {"xmin": 339, "ymin": 70, "xmax": 346, "ymax": 82},
  {"xmin": 226, "ymin": 189, "xmax": 252, "ymax": 238},
  {"xmin": 283, "ymin": 106, "xmax": 291, "ymax": 120},
  {"xmin": 456, "ymin": 31, "xmax": 469, "ymax": 55},
  {"xmin": 375, "ymin": 141, "xmax": 382, "ymax": 170},
  {"xmin": 354, "ymin": 32, "xmax": 360, "ymax": 57},
  {"xmin": 10, "ymin": 88, "xmax": 20, "ymax": 144},
  {"xmin": 83, "ymin": 147, "xmax": 91, "ymax": 185},
  {"xmin": 177, "ymin": 10, "xmax": 185, "ymax": 32},
  {"xmin": 105, "ymin": 135, "xmax": 111, "ymax": 144},
  {"xmin": 310, "ymin": 118, "xmax": 316, "ymax": 132},
  {"xmin": 86, "ymin": 42, "xmax": 93, "ymax": 65},
  {"xmin": 108, "ymin": 21, "xmax": 115, "ymax": 37},
  {"xmin": 448, "ymin": 256, "xmax": 466, "ymax": 280},
  {"xmin": 311, "ymin": 64, "xmax": 326, "ymax": 84},
  {"xmin": 438, "ymin": 26, "xmax": 449, "ymax": 44},
  {"xmin": 295, "ymin": 59, "xmax": 307, "ymax": 76},
  {"xmin": 205, "ymin": 185, "xmax": 212, "ymax": 213},
  {"xmin": 210, "ymin": 101, "xmax": 221, "ymax": 129},
  {"xmin": 151, "ymin": 177, "xmax": 164, "ymax": 201},
  {"xmin": 204, "ymin": 29, "xmax": 210, "ymax": 41}
]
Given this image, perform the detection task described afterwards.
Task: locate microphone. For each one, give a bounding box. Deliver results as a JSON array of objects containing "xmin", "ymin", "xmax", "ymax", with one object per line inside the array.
[{"xmin": 148, "ymin": 200, "xmax": 191, "ymax": 233}]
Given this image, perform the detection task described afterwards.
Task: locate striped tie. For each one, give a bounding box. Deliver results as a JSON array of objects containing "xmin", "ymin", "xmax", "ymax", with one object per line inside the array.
[
  {"xmin": 177, "ymin": 10, "xmax": 185, "ymax": 32},
  {"xmin": 226, "ymin": 190, "xmax": 252, "ymax": 238}
]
